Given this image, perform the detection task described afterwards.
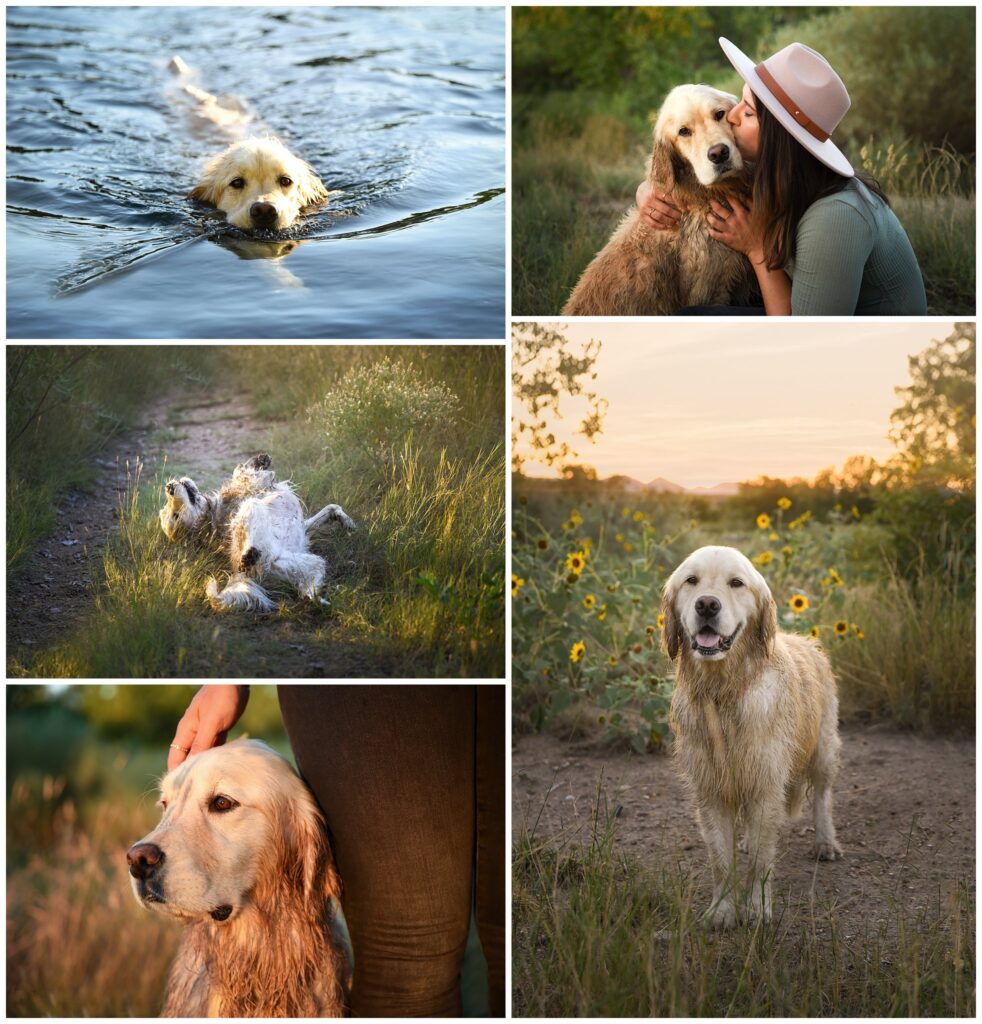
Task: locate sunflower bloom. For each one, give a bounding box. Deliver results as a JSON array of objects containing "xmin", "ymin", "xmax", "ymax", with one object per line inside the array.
[
  {"xmin": 633, "ymin": 510, "xmax": 643, "ymax": 522},
  {"xmin": 777, "ymin": 496, "xmax": 792, "ymax": 510},
  {"xmin": 834, "ymin": 620, "xmax": 849, "ymax": 637},
  {"xmin": 582, "ymin": 593, "xmax": 596, "ymax": 610},
  {"xmin": 608, "ymin": 656, "xmax": 618, "ymax": 667},
  {"xmin": 511, "ymin": 574, "xmax": 525, "ymax": 597},
  {"xmin": 565, "ymin": 550, "xmax": 586, "ymax": 574},
  {"xmin": 645, "ymin": 625, "xmax": 656, "ymax": 636},
  {"xmin": 597, "ymin": 604, "xmax": 607, "ymax": 621},
  {"xmin": 656, "ymin": 613, "xmax": 665, "ymax": 630},
  {"xmin": 615, "ymin": 532, "xmax": 625, "ymax": 543},
  {"xmin": 570, "ymin": 640, "xmax": 585, "ymax": 663},
  {"xmin": 623, "ymin": 542, "xmax": 633, "ymax": 553},
  {"xmin": 809, "ymin": 625, "xmax": 821, "ymax": 639},
  {"xmin": 769, "ymin": 532, "xmax": 779, "ymax": 541},
  {"xmin": 756, "ymin": 513, "xmax": 771, "ymax": 529},
  {"xmin": 569, "ymin": 509, "xmax": 583, "ymax": 527},
  {"xmin": 537, "ymin": 538, "xmax": 549, "ymax": 550},
  {"xmin": 789, "ymin": 594, "xmax": 809, "ymax": 613},
  {"xmin": 753, "ymin": 550, "xmax": 774, "ymax": 566},
  {"xmin": 851, "ymin": 505, "xmax": 861, "ymax": 519},
  {"xmin": 828, "ymin": 567, "xmax": 843, "ymax": 586}
]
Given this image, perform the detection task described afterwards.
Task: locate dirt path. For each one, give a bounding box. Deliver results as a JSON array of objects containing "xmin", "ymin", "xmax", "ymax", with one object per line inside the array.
[
  {"xmin": 513, "ymin": 726, "xmax": 974, "ymax": 940},
  {"xmin": 7, "ymin": 392, "xmax": 392, "ymax": 678}
]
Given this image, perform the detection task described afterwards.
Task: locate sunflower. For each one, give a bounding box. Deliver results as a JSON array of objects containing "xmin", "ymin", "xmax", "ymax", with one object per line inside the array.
[
  {"xmin": 582, "ymin": 593, "xmax": 596, "ymax": 610},
  {"xmin": 756, "ymin": 513, "xmax": 771, "ymax": 529},
  {"xmin": 777, "ymin": 496, "xmax": 792, "ymax": 510},
  {"xmin": 834, "ymin": 620, "xmax": 849, "ymax": 637},
  {"xmin": 511, "ymin": 574, "xmax": 525, "ymax": 597},
  {"xmin": 789, "ymin": 594, "xmax": 809, "ymax": 613},
  {"xmin": 597, "ymin": 603, "xmax": 607, "ymax": 621},
  {"xmin": 615, "ymin": 532, "xmax": 625, "ymax": 543},
  {"xmin": 608, "ymin": 655, "xmax": 618, "ymax": 667},
  {"xmin": 633, "ymin": 510, "xmax": 643, "ymax": 522},
  {"xmin": 781, "ymin": 545, "xmax": 793, "ymax": 557},
  {"xmin": 809, "ymin": 625, "xmax": 821, "ymax": 639},
  {"xmin": 645, "ymin": 625, "xmax": 656, "ymax": 636},
  {"xmin": 537, "ymin": 538, "xmax": 549, "ymax": 550},
  {"xmin": 569, "ymin": 509, "xmax": 583, "ymax": 527},
  {"xmin": 570, "ymin": 640, "xmax": 585, "ymax": 663},
  {"xmin": 753, "ymin": 550, "xmax": 774, "ymax": 566},
  {"xmin": 851, "ymin": 623, "xmax": 865, "ymax": 639},
  {"xmin": 828, "ymin": 567, "xmax": 843, "ymax": 586},
  {"xmin": 565, "ymin": 550, "xmax": 586, "ymax": 574},
  {"xmin": 769, "ymin": 532, "xmax": 779, "ymax": 541},
  {"xmin": 623, "ymin": 542, "xmax": 634, "ymax": 553},
  {"xmin": 851, "ymin": 505, "xmax": 861, "ymax": 519},
  {"xmin": 656, "ymin": 613, "xmax": 665, "ymax": 630}
]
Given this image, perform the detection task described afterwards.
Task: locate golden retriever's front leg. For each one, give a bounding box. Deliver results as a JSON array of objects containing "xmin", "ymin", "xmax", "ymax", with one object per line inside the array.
[
  {"xmin": 698, "ymin": 803, "xmax": 738, "ymax": 929},
  {"xmin": 743, "ymin": 801, "xmax": 781, "ymax": 924}
]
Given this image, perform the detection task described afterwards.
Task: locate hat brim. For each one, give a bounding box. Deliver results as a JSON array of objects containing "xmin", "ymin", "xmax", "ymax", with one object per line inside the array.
[{"xmin": 719, "ymin": 37, "xmax": 854, "ymax": 177}]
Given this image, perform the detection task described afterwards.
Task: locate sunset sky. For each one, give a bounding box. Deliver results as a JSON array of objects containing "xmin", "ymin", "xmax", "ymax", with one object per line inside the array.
[{"xmin": 515, "ymin": 322, "xmax": 952, "ymax": 488}]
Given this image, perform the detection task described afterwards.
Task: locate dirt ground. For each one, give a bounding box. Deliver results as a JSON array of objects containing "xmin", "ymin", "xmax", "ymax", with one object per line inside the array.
[
  {"xmin": 7, "ymin": 393, "xmax": 394, "ymax": 678},
  {"xmin": 513, "ymin": 725, "xmax": 975, "ymax": 938}
]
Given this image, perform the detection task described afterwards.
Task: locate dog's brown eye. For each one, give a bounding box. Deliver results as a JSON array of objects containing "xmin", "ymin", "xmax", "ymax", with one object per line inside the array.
[
  {"xmin": 210, "ymin": 795, "xmax": 237, "ymax": 813},
  {"xmin": 714, "ymin": 109, "xmax": 726, "ymax": 121},
  {"xmin": 678, "ymin": 126, "xmax": 692, "ymax": 137},
  {"xmin": 730, "ymin": 578, "xmax": 745, "ymax": 588},
  {"xmin": 685, "ymin": 575, "xmax": 698, "ymax": 585},
  {"xmin": 229, "ymin": 178, "xmax": 245, "ymax": 190},
  {"xmin": 278, "ymin": 176, "xmax": 293, "ymax": 188}
]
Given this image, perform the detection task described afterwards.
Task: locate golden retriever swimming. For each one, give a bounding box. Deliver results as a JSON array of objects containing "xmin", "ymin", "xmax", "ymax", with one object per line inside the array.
[
  {"xmin": 126, "ymin": 739, "xmax": 347, "ymax": 1016},
  {"xmin": 562, "ymin": 84, "xmax": 757, "ymax": 315},
  {"xmin": 661, "ymin": 546, "xmax": 842, "ymax": 928},
  {"xmin": 190, "ymin": 137, "xmax": 329, "ymax": 232}
]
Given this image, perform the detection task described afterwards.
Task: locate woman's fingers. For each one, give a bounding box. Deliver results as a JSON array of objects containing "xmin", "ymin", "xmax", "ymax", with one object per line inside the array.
[{"xmin": 166, "ymin": 685, "xmax": 250, "ymax": 771}]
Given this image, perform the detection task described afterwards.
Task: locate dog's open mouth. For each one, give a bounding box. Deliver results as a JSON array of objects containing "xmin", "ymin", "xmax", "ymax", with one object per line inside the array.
[{"xmin": 691, "ymin": 625, "xmax": 739, "ymax": 656}]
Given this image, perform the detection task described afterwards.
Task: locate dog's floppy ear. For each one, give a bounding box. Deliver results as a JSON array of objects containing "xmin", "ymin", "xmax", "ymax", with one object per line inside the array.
[
  {"xmin": 188, "ymin": 154, "xmax": 224, "ymax": 206},
  {"xmin": 296, "ymin": 161, "xmax": 329, "ymax": 210},
  {"xmin": 750, "ymin": 585, "xmax": 778, "ymax": 660},
  {"xmin": 649, "ymin": 139, "xmax": 677, "ymax": 191},
  {"xmin": 660, "ymin": 576, "xmax": 684, "ymax": 661}
]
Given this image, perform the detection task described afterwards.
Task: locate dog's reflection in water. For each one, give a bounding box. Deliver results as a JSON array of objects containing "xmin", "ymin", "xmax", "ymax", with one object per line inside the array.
[{"xmin": 214, "ymin": 234, "xmax": 307, "ymax": 288}]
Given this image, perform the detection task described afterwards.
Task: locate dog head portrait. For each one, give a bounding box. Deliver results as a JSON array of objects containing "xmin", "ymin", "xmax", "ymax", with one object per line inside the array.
[
  {"xmin": 127, "ymin": 739, "xmax": 339, "ymax": 924},
  {"xmin": 651, "ymin": 84, "xmax": 743, "ymax": 190},
  {"xmin": 661, "ymin": 544, "xmax": 777, "ymax": 664},
  {"xmin": 190, "ymin": 136, "xmax": 329, "ymax": 232}
]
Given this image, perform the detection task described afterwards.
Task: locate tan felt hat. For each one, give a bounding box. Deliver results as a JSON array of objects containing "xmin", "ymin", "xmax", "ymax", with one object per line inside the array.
[{"xmin": 720, "ymin": 37, "xmax": 854, "ymax": 177}]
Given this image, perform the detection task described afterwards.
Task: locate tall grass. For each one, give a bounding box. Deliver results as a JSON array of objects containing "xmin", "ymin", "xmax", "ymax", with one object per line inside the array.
[
  {"xmin": 13, "ymin": 347, "xmax": 505, "ymax": 678},
  {"xmin": 513, "ymin": 796, "xmax": 975, "ymax": 1016}
]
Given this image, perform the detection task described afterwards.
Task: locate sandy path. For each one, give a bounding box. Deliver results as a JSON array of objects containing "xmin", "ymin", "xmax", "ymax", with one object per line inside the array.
[{"xmin": 513, "ymin": 726, "xmax": 974, "ymax": 940}]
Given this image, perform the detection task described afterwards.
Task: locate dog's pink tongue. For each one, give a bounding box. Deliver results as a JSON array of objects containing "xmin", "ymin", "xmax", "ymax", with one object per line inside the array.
[{"xmin": 697, "ymin": 630, "xmax": 721, "ymax": 648}]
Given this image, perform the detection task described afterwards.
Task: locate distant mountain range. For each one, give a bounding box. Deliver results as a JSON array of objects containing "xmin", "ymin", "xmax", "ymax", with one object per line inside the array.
[{"xmin": 606, "ymin": 474, "xmax": 741, "ymax": 496}]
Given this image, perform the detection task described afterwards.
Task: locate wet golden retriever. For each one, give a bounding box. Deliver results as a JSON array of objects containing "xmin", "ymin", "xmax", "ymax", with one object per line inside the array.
[
  {"xmin": 190, "ymin": 137, "xmax": 329, "ymax": 232},
  {"xmin": 661, "ymin": 546, "xmax": 842, "ymax": 928},
  {"xmin": 126, "ymin": 739, "xmax": 347, "ymax": 1016},
  {"xmin": 562, "ymin": 84, "xmax": 757, "ymax": 315}
]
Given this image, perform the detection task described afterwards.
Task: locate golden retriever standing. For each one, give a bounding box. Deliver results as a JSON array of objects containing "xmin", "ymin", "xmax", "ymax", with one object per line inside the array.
[
  {"xmin": 126, "ymin": 739, "xmax": 347, "ymax": 1016},
  {"xmin": 661, "ymin": 546, "xmax": 842, "ymax": 928},
  {"xmin": 562, "ymin": 84, "xmax": 757, "ymax": 315}
]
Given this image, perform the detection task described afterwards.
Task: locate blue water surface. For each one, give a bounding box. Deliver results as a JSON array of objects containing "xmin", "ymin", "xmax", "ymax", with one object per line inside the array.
[{"xmin": 6, "ymin": 6, "xmax": 505, "ymax": 338}]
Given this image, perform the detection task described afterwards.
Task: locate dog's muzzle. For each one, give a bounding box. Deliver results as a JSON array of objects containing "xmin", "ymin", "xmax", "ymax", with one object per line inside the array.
[{"xmin": 691, "ymin": 623, "xmax": 740, "ymax": 656}]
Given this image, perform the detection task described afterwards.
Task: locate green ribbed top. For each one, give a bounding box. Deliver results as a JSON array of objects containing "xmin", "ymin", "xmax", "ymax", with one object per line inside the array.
[{"xmin": 785, "ymin": 179, "xmax": 927, "ymax": 315}]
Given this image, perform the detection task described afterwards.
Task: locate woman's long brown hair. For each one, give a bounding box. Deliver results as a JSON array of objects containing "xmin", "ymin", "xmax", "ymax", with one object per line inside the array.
[{"xmin": 751, "ymin": 90, "xmax": 889, "ymax": 270}]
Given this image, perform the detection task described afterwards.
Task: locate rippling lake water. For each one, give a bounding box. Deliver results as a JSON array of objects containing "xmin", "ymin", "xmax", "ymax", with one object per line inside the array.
[{"xmin": 7, "ymin": 6, "xmax": 505, "ymax": 338}]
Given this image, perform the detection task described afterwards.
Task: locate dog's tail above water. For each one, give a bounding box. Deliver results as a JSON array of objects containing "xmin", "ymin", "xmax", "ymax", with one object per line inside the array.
[{"xmin": 206, "ymin": 573, "xmax": 278, "ymax": 613}]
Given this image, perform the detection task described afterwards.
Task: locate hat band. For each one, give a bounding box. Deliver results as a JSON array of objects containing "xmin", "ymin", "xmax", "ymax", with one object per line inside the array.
[{"xmin": 755, "ymin": 61, "xmax": 831, "ymax": 143}]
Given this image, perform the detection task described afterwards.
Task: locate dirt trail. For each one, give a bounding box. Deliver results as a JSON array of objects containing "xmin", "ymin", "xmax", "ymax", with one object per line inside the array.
[
  {"xmin": 513, "ymin": 726, "xmax": 974, "ymax": 941},
  {"xmin": 8, "ymin": 392, "xmax": 389, "ymax": 677}
]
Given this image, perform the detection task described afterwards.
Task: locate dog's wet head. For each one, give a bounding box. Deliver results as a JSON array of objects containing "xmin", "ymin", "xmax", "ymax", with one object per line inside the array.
[
  {"xmin": 160, "ymin": 477, "xmax": 207, "ymax": 540},
  {"xmin": 661, "ymin": 545, "xmax": 775, "ymax": 662}
]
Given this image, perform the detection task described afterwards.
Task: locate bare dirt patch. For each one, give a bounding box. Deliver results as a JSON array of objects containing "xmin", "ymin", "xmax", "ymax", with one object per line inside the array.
[{"xmin": 513, "ymin": 725, "xmax": 974, "ymax": 939}]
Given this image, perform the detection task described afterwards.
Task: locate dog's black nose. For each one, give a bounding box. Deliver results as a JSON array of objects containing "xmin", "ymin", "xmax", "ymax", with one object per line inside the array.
[
  {"xmin": 707, "ymin": 143, "xmax": 730, "ymax": 165},
  {"xmin": 249, "ymin": 202, "xmax": 277, "ymax": 227},
  {"xmin": 695, "ymin": 595, "xmax": 721, "ymax": 619},
  {"xmin": 166, "ymin": 482, "xmax": 175, "ymax": 496},
  {"xmin": 127, "ymin": 842, "xmax": 165, "ymax": 879}
]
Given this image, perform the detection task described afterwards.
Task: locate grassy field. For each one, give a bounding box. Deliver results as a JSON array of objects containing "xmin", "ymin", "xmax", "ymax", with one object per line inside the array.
[
  {"xmin": 513, "ymin": 107, "xmax": 975, "ymax": 316},
  {"xmin": 512, "ymin": 483, "xmax": 974, "ymax": 747},
  {"xmin": 513, "ymin": 5, "xmax": 976, "ymax": 316},
  {"xmin": 8, "ymin": 347, "xmax": 505, "ymax": 678},
  {"xmin": 512, "ymin": 798, "xmax": 974, "ymax": 1017}
]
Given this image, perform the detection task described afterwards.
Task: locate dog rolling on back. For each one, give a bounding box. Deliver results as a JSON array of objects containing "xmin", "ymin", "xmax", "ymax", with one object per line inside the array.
[{"xmin": 563, "ymin": 84, "xmax": 758, "ymax": 316}]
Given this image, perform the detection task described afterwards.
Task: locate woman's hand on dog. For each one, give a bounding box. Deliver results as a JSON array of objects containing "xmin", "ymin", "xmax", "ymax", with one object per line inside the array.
[
  {"xmin": 168, "ymin": 685, "xmax": 251, "ymax": 771},
  {"xmin": 636, "ymin": 180, "xmax": 685, "ymax": 231},
  {"xmin": 706, "ymin": 196, "xmax": 762, "ymax": 261}
]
